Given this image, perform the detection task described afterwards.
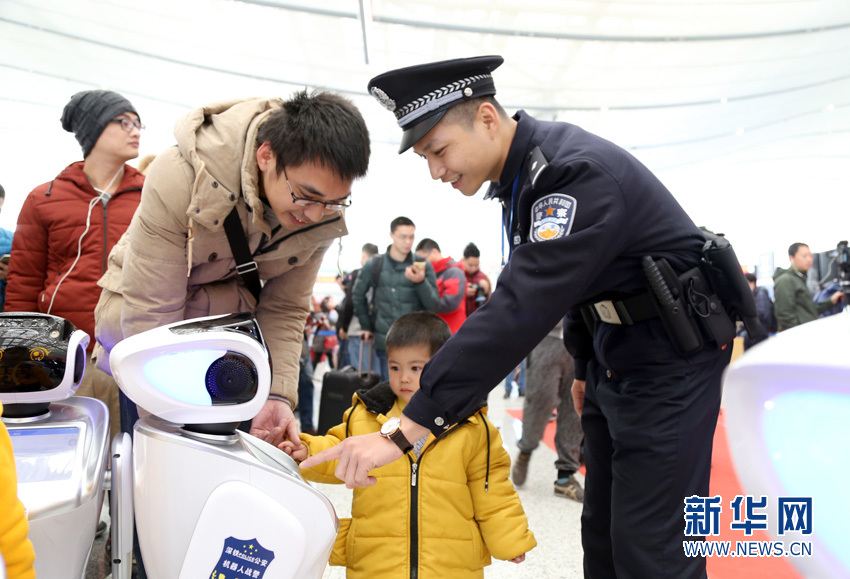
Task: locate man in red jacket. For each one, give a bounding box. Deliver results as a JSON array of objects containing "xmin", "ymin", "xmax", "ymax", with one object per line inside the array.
[
  {"xmin": 461, "ymin": 242, "xmax": 491, "ymax": 316},
  {"xmin": 415, "ymin": 238, "xmax": 467, "ymax": 333},
  {"xmin": 6, "ymin": 90, "xmax": 144, "ymax": 444}
]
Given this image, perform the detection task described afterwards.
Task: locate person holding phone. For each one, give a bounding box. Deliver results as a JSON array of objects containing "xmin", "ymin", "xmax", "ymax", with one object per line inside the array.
[{"xmin": 351, "ymin": 216, "xmax": 438, "ymax": 381}]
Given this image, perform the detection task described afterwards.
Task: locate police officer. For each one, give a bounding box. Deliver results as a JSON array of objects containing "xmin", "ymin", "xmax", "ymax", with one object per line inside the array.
[{"xmin": 301, "ymin": 56, "xmax": 732, "ymax": 578}]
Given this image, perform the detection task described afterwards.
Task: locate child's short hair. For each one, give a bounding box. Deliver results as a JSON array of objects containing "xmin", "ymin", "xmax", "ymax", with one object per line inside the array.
[{"xmin": 385, "ymin": 312, "xmax": 450, "ymax": 357}]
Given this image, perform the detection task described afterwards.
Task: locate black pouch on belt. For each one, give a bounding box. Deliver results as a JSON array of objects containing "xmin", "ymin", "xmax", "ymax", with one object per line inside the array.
[
  {"xmin": 679, "ymin": 266, "xmax": 736, "ymax": 349},
  {"xmin": 699, "ymin": 230, "xmax": 765, "ymax": 341}
]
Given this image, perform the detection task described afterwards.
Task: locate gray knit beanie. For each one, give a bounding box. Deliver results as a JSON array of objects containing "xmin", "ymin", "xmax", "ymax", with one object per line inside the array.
[{"xmin": 60, "ymin": 90, "xmax": 140, "ymax": 158}]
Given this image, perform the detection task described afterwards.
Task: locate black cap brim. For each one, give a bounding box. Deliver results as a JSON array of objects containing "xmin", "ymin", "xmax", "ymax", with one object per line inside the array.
[{"xmin": 398, "ymin": 110, "xmax": 446, "ymax": 154}]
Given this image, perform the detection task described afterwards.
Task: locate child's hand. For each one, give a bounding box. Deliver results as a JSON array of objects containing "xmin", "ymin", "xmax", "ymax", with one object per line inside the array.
[
  {"xmin": 280, "ymin": 440, "xmax": 308, "ymax": 462},
  {"xmin": 509, "ymin": 554, "xmax": 526, "ymax": 564}
]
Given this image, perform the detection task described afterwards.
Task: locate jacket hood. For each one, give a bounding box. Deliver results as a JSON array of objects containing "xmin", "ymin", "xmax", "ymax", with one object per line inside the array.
[
  {"xmin": 174, "ymin": 97, "xmax": 284, "ymax": 229},
  {"xmin": 355, "ymin": 383, "xmax": 487, "ymax": 421},
  {"xmin": 432, "ymin": 256, "xmax": 459, "ymax": 274},
  {"xmin": 773, "ymin": 266, "xmax": 804, "ymax": 282},
  {"xmin": 54, "ymin": 161, "xmax": 145, "ymax": 195}
]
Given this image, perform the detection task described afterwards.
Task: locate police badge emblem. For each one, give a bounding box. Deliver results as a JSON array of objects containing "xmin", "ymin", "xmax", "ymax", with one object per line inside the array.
[
  {"xmin": 531, "ymin": 193, "xmax": 577, "ymax": 242},
  {"xmin": 210, "ymin": 536, "xmax": 275, "ymax": 578},
  {"xmin": 369, "ymin": 87, "xmax": 396, "ymax": 112}
]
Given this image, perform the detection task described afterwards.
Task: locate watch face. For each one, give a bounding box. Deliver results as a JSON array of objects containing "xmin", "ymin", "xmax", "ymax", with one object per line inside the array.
[{"xmin": 381, "ymin": 416, "xmax": 400, "ymax": 435}]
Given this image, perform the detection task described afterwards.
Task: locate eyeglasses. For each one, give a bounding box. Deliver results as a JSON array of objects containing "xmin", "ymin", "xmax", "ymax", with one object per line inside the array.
[
  {"xmin": 282, "ymin": 166, "xmax": 352, "ymax": 211},
  {"xmin": 110, "ymin": 118, "xmax": 145, "ymax": 132}
]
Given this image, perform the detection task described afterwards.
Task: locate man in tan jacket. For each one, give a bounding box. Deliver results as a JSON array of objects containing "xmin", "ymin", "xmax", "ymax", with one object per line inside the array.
[{"xmin": 94, "ymin": 91, "xmax": 371, "ymax": 452}]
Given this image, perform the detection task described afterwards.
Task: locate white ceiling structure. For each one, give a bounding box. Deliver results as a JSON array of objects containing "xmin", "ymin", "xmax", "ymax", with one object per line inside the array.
[{"xmin": 2, "ymin": 0, "xmax": 849, "ymax": 274}]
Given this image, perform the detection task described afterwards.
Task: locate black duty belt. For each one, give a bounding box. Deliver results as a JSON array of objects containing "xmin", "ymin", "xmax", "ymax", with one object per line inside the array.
[{"xmin": 582, "ymin": 292, "xmax": 659, "ymax": 326}]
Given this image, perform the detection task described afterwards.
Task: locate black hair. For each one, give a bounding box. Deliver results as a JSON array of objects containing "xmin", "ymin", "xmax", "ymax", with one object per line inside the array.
[
  {"xmin": 788, "ymin": 242, "xmax": 808, "ymax": 257},
  {"xmin": 385, "ymin": 312, "xmax": 450, "ymax": 357},
  {"xmin": 463, "ymin": 242, "xmax": 480, "ymax": 259},
  {"xmin": 744, "ymin": 272, "xmax": 757, "ymax": 284},
  {"xmin": 442, "ymin": 95, "xmax": 508, "ymax": 129},
  {"xmin": 257, "ymin": 89, "xmax": 370, "ymax": 181},
  {"xmin": 0, "ymin": 183, "xmax": 5, "ymax": 199},
  {"xmin": 390, "ymin": 216, "xmax": 415, "ymax": 233},
  {"xmin": 415, "ymin": 238, "xmax": 440, "ymax": 254},
  {"xmin": 362, "ymin": 243, "xmax": 379, "ymax": 257},
  {"xmin": 320, "ymin": 296, "xmax": 333, "ymax": 313}
]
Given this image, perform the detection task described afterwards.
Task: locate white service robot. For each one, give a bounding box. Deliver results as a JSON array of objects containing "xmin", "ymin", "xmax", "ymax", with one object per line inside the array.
[
  {"xmin": 109, "ymin": 312, "xmax": 338, "ymax": 579},
  {"xmin": 0, "ymin": 312, "xmax": 107, "ymax": 579},
  {"xmin": 724, "ymin": 313, "xmax": 849, "ymax": 578}
]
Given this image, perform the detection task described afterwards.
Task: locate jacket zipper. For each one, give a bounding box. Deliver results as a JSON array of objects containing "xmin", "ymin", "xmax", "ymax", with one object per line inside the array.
[
  {"xmin": 252, "ymin": 215, "xmax": 342, "ymax": 257},
  {"xmin": 409, "ymin": 456, "xmax": 420, "ymax": 579},
  {"xmin": 102, "ymin": 204, "xmax": 109, "ymax": 273},
  {"xmin": 98, "ymin": 186, "xmax": 141, "ymax": 274},
  {"xmin": 405, "ymin": 421, "xmax": 484, "ymax": 579}
]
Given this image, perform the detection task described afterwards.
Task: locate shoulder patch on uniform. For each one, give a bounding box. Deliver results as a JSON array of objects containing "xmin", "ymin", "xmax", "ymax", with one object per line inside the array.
[
  {"xmin": 527, "ymin": 146, "xmax": 549, "ymax": 187},
  {"xmin": 531, "ymin": 194, "xmax": 577, "ymax": 242}
]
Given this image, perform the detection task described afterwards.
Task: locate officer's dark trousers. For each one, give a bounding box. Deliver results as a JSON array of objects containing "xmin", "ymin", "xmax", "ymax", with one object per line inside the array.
[{"xmin": 580, "ymin": 349, "xmax": 731, "ymax": 578}]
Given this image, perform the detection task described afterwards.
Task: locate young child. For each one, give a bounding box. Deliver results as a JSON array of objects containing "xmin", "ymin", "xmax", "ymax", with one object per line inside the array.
[{"xmin": 284, "ymin": 311, "xmax": 536, "ymax": 578}]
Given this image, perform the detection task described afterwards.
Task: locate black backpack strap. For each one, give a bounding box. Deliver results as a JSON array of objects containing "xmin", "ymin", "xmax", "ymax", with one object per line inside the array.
[
  {"xmin": 223, "ymin": 206, "xmax": 261, "ymax": 302},
  {"xmin": 371, "ymin": 254, "xmax": 383, "ymax": 289},
  {"xmin": 368, "ymin": 254, "xmax": 383, "ymax": 328}
]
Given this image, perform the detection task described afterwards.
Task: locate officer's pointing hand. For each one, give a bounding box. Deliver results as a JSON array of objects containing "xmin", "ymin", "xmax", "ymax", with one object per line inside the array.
[{"xmin": 300, "ymin": 432, "xmax": 403, "ymax": 488}]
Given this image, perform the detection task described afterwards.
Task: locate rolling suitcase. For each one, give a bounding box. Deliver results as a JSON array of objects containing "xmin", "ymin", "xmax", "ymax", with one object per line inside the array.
[{"xmin": 316, "ymin": 341, "xmax": 380, "ymax": 435}]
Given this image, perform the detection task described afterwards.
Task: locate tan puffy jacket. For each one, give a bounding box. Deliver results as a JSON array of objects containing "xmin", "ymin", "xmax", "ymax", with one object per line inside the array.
[
  {"xmin": 93, "ymin": 98, "xmax": 346, "ymax": 402},
  {"xmin": 300, "ymin": 384, "xmax": 537, "ymax": 579}
]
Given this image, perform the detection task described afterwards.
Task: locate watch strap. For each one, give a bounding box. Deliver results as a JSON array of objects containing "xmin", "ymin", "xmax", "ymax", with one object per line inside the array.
[{"xmin": 389, "ymin": 428, "xmax": 414, "ymax": 454}]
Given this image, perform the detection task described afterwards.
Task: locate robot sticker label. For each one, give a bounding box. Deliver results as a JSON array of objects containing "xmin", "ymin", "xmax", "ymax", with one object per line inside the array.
[
  {"xmin": 29, "ymin": 347, "xmax": 50, "ymax": 361},
  {"xmin": 210, "ymin": 537, "xmax": 275, "ymax": 579},
  {"xmin": 531, "ymin": 193, "xmax": 577, "ymax": 242}
]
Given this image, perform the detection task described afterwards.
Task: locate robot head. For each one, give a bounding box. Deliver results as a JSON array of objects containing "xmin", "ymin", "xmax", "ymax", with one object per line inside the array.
[
  {"xmin": 109, "ymin": 313, "xmax": 271, "ymax": 427},
  {"xmin": 725, "ymin": 314, "xmax": 849, "ymax": 577},
  {"xmin": 0, "ymin": 313, "xmax": 89, "ymax": 414}
]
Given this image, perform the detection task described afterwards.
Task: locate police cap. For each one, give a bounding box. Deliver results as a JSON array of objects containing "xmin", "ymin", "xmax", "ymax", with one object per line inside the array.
[{"xmin": 367, "ymin": 55, "xmax": 504, "ymax": 153}]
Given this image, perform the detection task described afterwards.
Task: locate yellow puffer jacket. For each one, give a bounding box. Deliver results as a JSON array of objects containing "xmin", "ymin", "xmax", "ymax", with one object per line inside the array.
[
  {"xmin": 300, "ymin": 384, "xmax": 536, "ymax": 579},
  {"xmin": 0, "ymin": 402, "xmax": 36, "ymax": 579}
]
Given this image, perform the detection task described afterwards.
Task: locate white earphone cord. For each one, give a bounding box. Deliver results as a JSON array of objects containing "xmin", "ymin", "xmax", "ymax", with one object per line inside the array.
[{"xmin": 47, "ymin": 167, "xmax": 122, "ymax": 315}]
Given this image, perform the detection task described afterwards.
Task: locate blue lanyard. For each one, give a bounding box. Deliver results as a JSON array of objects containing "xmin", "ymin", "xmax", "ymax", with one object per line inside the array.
[{"xmin": 501, "ymin": 173, "xmax": 521, "ymax": 267}]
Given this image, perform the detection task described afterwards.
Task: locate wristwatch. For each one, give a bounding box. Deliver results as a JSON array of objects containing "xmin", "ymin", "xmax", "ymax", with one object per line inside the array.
[{"xmin": 380, "ymin": 417, "xmax": 414, "ymax": 454}]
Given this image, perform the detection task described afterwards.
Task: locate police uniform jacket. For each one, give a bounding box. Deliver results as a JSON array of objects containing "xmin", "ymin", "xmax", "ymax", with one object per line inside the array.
[{"xmin": 405, "ymin": 111, "xmax": 724, "ymax": 433}]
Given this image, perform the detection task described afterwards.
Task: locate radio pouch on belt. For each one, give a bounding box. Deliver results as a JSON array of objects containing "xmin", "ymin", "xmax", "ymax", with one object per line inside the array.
[
  {"xmin": 698, "ymin": 229, "xmax": 765, "ymax": 341},
  {"xmin": 641, "ymin": 256, "xmax": 704, "ymax": 356},
  {"xmin": 678, "ymin": 265, "xmax": 736, "ymax": 349}
]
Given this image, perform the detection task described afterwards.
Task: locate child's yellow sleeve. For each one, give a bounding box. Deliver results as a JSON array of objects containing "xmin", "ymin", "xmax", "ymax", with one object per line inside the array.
[
  {"xmin": 467, "ymin": 415, "xmax": 537, "ymax": 561},
  {"xmin": 0, "ymin": 404, "xmax": 36, "ymax": 579},
  {"xmin": 297, "ymin": 405, "xmax": 355, "ymax": 484}
]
